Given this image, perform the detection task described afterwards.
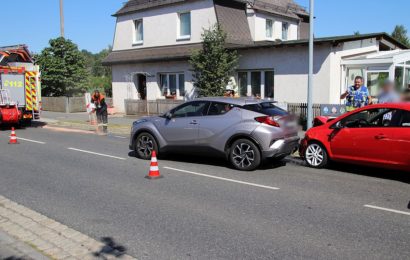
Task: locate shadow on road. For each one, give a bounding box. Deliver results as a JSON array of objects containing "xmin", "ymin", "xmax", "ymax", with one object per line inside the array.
[
  {"xmin": 93, "ymin": 237, "xmax": 127, "ymax": 259},
  {"xmin": 0, "ymin": 121, "xmax": 46, "ymax": 131},
  {"xmin": 328, "ymin": 162, "xmax": 410, "ymax": 184},
  {"xmin": 128, "ymin": 151, "xmax": 287, "ymax": 171}
]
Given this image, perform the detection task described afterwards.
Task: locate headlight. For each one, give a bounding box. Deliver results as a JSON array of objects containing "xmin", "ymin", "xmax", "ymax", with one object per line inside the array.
[{"xmin": 133, "ymin": 119, "xmax": 148, "ymax": 125}]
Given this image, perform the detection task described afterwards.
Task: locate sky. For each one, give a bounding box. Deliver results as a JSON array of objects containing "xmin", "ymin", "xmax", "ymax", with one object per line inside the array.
[{"xmin": 1, "ymin": 0, "xmax": 409, "ymax": 54}]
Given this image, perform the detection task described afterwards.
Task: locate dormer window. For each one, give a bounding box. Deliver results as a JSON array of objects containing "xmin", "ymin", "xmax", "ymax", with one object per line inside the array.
[
  {"xmin": 134, "ymin": 19, "xmax": 143, "ymax": 44},
  {"xmin": 266, "ymin": 19, "xmax": 273, "ymax": 39},
  {"xmin": 178, "ymin": 12, "xmax": 191, "ymax": 40},
  {"xmin": 282, "ymin": 22, "xmax": 289, "ymax": 40}
]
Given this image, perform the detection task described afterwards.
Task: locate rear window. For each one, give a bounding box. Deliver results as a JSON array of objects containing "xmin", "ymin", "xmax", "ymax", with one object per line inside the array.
[{"xmin": 242, "ymin": 102, "xmax": 288, "ymax": 116}]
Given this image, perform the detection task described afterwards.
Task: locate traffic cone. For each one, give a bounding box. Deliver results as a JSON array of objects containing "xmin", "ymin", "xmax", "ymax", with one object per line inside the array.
[
  {"xmin": 145, "ymin": 151, "xmax": 162, "ymax": 179},
  {"xmin": 8, "ymin": 127, "xmax": 19, "ymax": 144}
]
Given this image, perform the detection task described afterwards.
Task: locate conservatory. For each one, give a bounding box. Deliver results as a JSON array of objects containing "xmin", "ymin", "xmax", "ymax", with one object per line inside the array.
[{"xmin": 341, "ymin": 50, "xmax": 410, "ymax": 99}]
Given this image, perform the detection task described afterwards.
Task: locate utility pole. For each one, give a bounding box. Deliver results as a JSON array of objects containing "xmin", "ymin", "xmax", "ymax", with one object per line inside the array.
[
  {"xmin": 307, "ymin": 0, "xmax": 314, "ymax": 129},
  {"xmin": 60, "ymin": 0, "xmax": 65, "ymax": 38}
]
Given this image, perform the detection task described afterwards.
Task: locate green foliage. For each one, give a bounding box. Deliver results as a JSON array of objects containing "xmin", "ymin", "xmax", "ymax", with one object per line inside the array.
[
  {"xmin": 82, "ymin": 47, "xmax": 112, "ymax": 96},
  {"xmin": 391, "ymin": 25, "xmax": 410, "ymax": 48},
  {"xmin": 35, "ymin": 37, "xmax": 89, "ymax": 97},
  {"xmin": 353, "ymin": 31, "xmax": 360, "ymax": 36},
  {"xmin": 189, "ymin": 25, "xmax": 239, "ymax": 97}
]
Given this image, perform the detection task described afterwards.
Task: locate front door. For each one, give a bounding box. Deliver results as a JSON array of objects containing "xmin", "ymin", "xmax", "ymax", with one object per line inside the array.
[
  {"xmin": 158, "ymin": 101, "xmax": 209, "ymax": 146},
  {"xmin": 330, "ymin": 108, "xmax": 400, "ymax": 166}
]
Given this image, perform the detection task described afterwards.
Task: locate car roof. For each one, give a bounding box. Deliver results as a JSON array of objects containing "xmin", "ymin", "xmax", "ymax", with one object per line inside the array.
[{"xmin": 194, "ymin": 97, "xmax": 277, "ymax": 106}]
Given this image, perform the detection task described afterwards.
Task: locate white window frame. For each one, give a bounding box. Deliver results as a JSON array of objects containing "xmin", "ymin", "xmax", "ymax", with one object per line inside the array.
[
  {"xmin": 177, "ymin": 11, "xmax": 191, "ymax": 40},
  {"xmin": 266, "ymin": 19, "xmax": 274, "ymax": 39},
  {"xmin": 282, "ymin": 22, "xmax": 289, "ymax": 41},
  {"xmin": 133, "ymin": 19, "xmax": 144, "ymax": 45},
  {"xmin": 159, "ymin": 72, "xmax": 185, "ymax": 98},
  {"xmin": 236, "ymin": 70, "xmax": 275, "ymax": 99}
]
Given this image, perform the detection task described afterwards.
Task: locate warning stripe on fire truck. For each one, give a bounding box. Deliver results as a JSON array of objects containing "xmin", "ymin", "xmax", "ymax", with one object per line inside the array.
[{"xmin": 25, "ymin": 72, "xmax": 35, "ymax": 111}]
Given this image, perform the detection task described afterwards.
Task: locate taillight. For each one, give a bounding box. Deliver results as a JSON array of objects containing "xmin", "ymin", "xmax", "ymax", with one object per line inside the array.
[{"xmin": 255, "ymin": 116, "xmax": 280, "ymax": 127}]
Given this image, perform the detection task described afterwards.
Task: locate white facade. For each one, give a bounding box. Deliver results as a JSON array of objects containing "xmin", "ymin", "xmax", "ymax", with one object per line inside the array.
[
  {"xmin": 113, "ymin": 0, "xmax": 217, "ymax": 51},
  {"xmin": 108, "ymin": 1, "xmax": 405, "ymax": 113}
]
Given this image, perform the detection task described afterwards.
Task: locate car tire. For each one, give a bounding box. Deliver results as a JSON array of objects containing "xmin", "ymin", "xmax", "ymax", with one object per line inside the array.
[
  {"xmin": 229, "ymin": 139, "xmax": 261, "ymax": 171},
  {"xmin": 304, "ymin": 142, "xmax": 328, "ymax": 169},
  {"xmin": 135, "ymin": 132, "xmax": 158, "ymax": 160}
]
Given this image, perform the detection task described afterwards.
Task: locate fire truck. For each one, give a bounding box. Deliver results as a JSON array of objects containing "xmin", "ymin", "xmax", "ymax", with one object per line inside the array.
[{"xmin": 0, "ymin": 45, "xmax": 41, "ymax": 126}]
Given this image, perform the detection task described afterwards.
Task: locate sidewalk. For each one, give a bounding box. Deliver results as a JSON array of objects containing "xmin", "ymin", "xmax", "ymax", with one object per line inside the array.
[
  {"xmin": 40, "ymin": 111, "xmax": 140, "ymax": 136},
  {"xmin": 0, "ymin": 229, "xmax": 49, "ymax": 260},
  {"xmin": 0, "ymin": 195, "xmax": 136, "ymax": 260}
]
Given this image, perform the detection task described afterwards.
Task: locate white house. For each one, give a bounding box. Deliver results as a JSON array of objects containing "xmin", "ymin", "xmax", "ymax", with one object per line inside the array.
[{"xmin": 103, "ymin": 0, "xmax": 409, "ymax": 113}]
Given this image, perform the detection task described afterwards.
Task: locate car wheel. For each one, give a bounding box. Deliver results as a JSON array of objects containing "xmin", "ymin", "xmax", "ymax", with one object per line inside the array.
[
  {"xmin": 229, "ymin": 139, "xmax": 261, "ymax": 171},
  {"xmin": 304, "ymin": 142, "xmax": 328, "ymax": 168},
  {"xmin": 135, "ymin": 132, "xmax": 158, "ymax": 160}
]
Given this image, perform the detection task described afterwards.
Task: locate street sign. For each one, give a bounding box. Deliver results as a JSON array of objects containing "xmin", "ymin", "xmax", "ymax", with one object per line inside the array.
[{"xmin": 320, "ymin": 104, "xmax": 346, "ymax": 117}]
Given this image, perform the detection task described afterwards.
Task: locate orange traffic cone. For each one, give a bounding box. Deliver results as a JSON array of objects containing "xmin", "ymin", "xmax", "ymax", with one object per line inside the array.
[
  {"xmin": 8, "ymin": 127, "xmax": 19, "ymax": 144},
  {"xmin": 145, "ymin": 151, "xmax": 162, "ymax": 179}
]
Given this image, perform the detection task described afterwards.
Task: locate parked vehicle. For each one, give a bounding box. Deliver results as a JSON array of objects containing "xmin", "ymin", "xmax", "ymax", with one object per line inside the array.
[
  {"xmin": 300, "ymin": 103, "xmax": 410, "ymax": 172},
  {"xmin": 0, "ymin": 45, "xmax": 41, "ymax": 126},
  {"xmin": 129, "ymin": 97, "xmax": 300, "ymax": 171}
]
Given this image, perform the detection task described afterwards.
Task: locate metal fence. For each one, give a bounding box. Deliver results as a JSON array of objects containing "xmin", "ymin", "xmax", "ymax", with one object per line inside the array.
[
  {"xmin": 287, "ymin": 103, "xmax": 322, "ymax": 119},
  {"xmin": 125, "ymin": 99, "xmax": 184, "ymax": 115}
]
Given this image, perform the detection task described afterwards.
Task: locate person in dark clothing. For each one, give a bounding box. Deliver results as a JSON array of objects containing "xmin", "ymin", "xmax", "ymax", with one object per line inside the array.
[{"xmin": 91, "ymin": 90, "xmax": 108, "ymax": 134}]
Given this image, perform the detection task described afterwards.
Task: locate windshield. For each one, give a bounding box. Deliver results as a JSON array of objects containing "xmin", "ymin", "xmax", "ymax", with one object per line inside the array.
[{"xmin": 242, "ymin": 102, "xmax": 288, "ymax": 116}]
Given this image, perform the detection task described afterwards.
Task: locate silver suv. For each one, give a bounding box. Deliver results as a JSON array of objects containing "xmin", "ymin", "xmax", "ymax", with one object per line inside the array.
[{"xmin": 129, "ymin": 98, "xmax": 299, "ymax": 171}]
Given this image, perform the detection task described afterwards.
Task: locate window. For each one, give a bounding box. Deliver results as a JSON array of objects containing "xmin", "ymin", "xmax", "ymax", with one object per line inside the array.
[
  {"xmin": 243, "ymin": 102, "xmax": 287, "ymax": 116},
  {"xmin": 172, "ymin": 101, "xmax": 209, "ymax": 118},
  {"xmin": 282, "ymin": 22, "xmax": 288, "ymax": 40},
  {"xmin": 159, "ymin": 73, "xmax": 185, "ymax": 97},
  {"xmin": 251, "ymin": 71, "xmax": 261, "ymax": 98},
  {"xmin": 134, "ymin": 19, "xmax": 143, "ymax": 44},
  {"xmin": 178, "ymin": 12, "xmax": 191, "ymax": 39},
  {"xmin": 338, "ymin": 108, "xmax": 403, "ymax": 128},
  {"xmin": 207, "ymin": 102, "xmax": 235, "ymax": 116},
  {"xmin": 238, "ymin": 72, "xmax": 248, "ymax": 97},
  {"xmin": 266, "ymin": 19, "xmax": 273, "ymax": 38},
  {"xmin": 366, "ymin": 71, "xmax": 389, "ymax": 97},
  {"xmin": 264, "ymin": 71, "xmax": 274, "ymax": 98}
]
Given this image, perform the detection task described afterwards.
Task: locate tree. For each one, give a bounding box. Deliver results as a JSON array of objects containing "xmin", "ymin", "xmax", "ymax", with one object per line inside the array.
[
  {"xmin": 353, "ymin": 31, "xmax": 360, "ymax": 36},
  {"xmin": 391, "ymin": 25, "xmax": 410, "ymax": 48},
  {"xmin": 190, "ymin": 25, "xmax": 239, "ymax": 97},
  {"xmin": 82, "ymin": 47, "xmax": 112, "ymax": 96},
  {"xmin": 36, "ymin": 37, "xmax": 89, "ymax": 96}
]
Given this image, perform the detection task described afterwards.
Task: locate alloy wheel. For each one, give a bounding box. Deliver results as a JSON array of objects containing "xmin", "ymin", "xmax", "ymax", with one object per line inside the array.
[
  {"xmin": 305, "ymin": 143, "xmax": 324, "ymax": 167},
  {"xmin": 232, "ymin": 143, "xmax": 255, "ymax": 169},
  {"xmin": 137, "ymin": 135, "xmax": 154, "ymax": 158}
]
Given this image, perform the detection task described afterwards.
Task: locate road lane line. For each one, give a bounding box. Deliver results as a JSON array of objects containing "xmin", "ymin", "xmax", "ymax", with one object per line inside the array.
[
  {"xmin": 364, "ymin": 205, "xmax": 410, "ymax": 216},
  {"xmin": 111, "ymin": 135, "xmax": 128, "ymax": 139},
  {"xmin": 67, "ymin": 148, "xmax": 126, "ymax": 160},
  {"xmin": 16, "ymin": 137, "xmax": 46, "ymax": 144},
  {"xmin": 164, "ymin": 167, "xmax": 280, "ymax": 191}
]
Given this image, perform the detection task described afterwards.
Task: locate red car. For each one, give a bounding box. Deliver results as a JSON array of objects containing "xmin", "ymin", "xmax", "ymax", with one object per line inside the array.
[{"xmin": 300, "ymin": 103, "xmax": 410, "ymax": 172}]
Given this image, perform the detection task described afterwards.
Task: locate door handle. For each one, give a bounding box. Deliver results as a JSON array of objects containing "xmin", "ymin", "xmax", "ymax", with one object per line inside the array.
[
  {"xmin": 189, "ymin": 120, "xmax": 198, "ymax": 125},
  {"xmin": 374, "ymin": 134, "xmax": 386, "ymax": 140}
]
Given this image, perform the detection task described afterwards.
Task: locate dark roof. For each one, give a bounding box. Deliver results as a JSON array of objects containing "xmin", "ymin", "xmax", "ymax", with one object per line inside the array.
[
  {"xmin": 114, "ymin": 0, "xmax": 187, "ymax": 16},
  {"xmin": 103, "ymin": 33, "xmax": 407, "ymax": 65},
  {"xmin": 103, "ymin": 43, "xmax": 202, "ymax": 65},
  {"xmin": 114, "ymin": 0, "xmax": 307, "ymax": 18},
  {"xmin": 214, "ymin": 0, "xmax": 253, "ymax": 45}
]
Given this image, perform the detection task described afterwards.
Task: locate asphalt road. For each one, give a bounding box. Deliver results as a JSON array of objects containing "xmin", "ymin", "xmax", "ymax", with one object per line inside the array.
[{"xmin": 0, "ymin": 125, "xmax": 409, "ymax": 260}]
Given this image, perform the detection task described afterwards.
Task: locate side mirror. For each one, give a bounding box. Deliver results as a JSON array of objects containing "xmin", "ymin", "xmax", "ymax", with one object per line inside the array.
[
  {"xmin": 165, "ymin": 112, "xmax": 173, "ymax": 120},
  {"xmin": 331, "ymin": 121, "xmax": 343, "ymax": 129}
]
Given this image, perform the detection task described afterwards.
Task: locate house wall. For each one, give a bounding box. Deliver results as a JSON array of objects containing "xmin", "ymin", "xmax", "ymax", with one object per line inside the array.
[
  {"xmin": 237, "ymin": 44, "xmax": 332, "ymax": 104},
  {"xmin": 248, "ymin": 11, "xmax": 298, "ymax": 41},
  {"xmin": 113, "ymin": 0, "xmax": 217, "ymax": 51},
  {"xmin": 112, "ymin": 60, "xmax": 193, "ymax": 112}
]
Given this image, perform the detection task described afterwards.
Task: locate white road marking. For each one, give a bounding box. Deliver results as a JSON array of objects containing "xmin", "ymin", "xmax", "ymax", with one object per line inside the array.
[
  {"xmin": 111, "ymin": 135, "xmax": 128, "ymax": 139},
  {"xmin": 164, "ymin": 167, "xmax": 280, "ymax": 191},
  {"xmin": 15, "ymin": 137, "xmax": 46, "ymax": 144},
  {"xmin": 364, "ymin": 205, "xmax": 410, "ymax": 216},
  {"xmin": 67, "ymin": 148, "xmax": 126, "ymax": 160}
]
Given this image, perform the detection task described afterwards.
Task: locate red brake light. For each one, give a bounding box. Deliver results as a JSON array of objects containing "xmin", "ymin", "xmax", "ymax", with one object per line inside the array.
[{"xmin": 255, "ymin": 116, "xmax": 280, "ymax": 127}]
